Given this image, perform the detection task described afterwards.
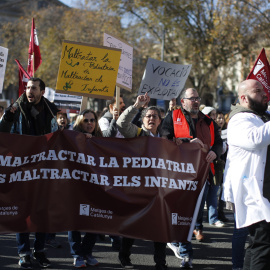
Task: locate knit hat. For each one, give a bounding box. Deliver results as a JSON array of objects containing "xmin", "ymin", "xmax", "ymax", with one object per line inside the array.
[{"xmin": 202, "ymin": 106, "xmax": 215, "ymax": 115}]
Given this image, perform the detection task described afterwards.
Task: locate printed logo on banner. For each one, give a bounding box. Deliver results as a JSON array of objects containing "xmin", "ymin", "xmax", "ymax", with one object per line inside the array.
[
  {"xmin": 172, "ymin": 213, "xmax": 192, "ymax": 226},
  {"xmin": 253, "ymin": 60, "xmax": 265, "ymax": 75},
  {"xmin": 80, "ymin": 204, "xmax": 90, "ymax": 216},
  {"xmin": 172, "ymin": 213, "xmax": 178, "ymax": 225}
]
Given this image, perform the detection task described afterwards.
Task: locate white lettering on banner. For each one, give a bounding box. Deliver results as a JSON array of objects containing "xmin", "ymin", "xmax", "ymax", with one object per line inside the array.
[
  {"xmin": 0, "ymin": 151, "xmax": 96, "ymax": 167},
  {"xmin": 171, "ymin": 214, "xmax": 193, "ymax": 226},
  {"xmin": 0, "ymin": 174, "xmax": 6, "ymax": 183},
  {"xmin": 0, "ymin": 153, "xmax": 196, "ymax": 174},
  {"xmin": 113, "ymin": 175, "xmax": 141, "ymax": 187},
  {"xmin": 8, "ymin": 169, "xmax": 111, "ymax": 185},
  {"xmin": 99, "ymin": 157, "xmax": 119, "ymax": 167},
  {"xmin": 6, "ymin": 168, "xmax": 199, "ymax": 191},
  {"xmin": 256, "ymin": 72, "xmax": 270, "ymax": 92},
  {"xmin": 253, "ymin": 60, "xmax": 265, "ymax": 75},
  {"xmin": 145, "ymin": 177, "xmax": 198, "ymax": 190},
  {"xmin": 79, "ymin": 204, "xmax": 113, "ymax": 220},
  {"xmin": 0, "ymin": 205, "xmax": 19, "ymax": 216},
  {"xmin": 122, "ymin": 157, "xmax": 196, "ymax": 173}
]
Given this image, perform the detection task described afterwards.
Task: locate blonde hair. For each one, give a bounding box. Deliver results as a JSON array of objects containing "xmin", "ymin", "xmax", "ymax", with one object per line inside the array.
[{"xmin": 73, "ymin": 109, "xmax": 102, "ymax": 137}]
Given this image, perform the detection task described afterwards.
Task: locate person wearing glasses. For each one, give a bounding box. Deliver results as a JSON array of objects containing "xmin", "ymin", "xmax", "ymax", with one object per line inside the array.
[
  {"xmin": 161, "ymin": 88, "xmax": 222, "ymax": 269},
  {"xmin": 116, "ymin": 93, "xmax": 167, "ymax": 270},
  {"xmin": 68, "ymin": 109, "xmax": 102, "ymax": 268}
]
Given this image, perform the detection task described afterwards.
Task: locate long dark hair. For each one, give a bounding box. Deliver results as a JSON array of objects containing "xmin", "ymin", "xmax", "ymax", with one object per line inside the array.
[{"xmin": 73, "ymin": 109, "xmax": 103, "ymax": 137}]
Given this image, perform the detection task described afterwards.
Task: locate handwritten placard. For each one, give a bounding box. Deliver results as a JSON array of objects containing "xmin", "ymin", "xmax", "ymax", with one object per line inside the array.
[
  {"xmin": 0, "ymin": 46, "xmax": 8, "ymax": 94},
  {"xmin": 103, "ymin": 33, "xmax": 133, "ymax": 91},
  {"xmin": 56, "ymin": 41, "xmax": 121, "ymax": 99},
  {"xmin": 138, "ymin": 58, "xmax": 192, "ymax": 100}
]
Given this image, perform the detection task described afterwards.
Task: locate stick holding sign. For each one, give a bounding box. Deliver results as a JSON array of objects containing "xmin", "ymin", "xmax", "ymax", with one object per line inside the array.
[{"xmin": 138, "ymin": 58, "xmax": 192, "ymax": 101}]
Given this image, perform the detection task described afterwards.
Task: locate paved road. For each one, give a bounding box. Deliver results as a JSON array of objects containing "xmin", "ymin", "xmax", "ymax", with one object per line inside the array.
[{"xmin": 0, "ymin": 210, "xmax": 240, "ymax": 269}]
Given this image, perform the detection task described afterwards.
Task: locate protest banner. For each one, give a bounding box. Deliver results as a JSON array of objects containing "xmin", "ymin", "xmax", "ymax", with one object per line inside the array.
[
  {"xmin": 56, "ymin": 40, "xmax": 121, "ymax": 99},
  {"xmin": 138, "ymin": 58, "xmax": 192, "ymax": 100},
  {"xmin": 0, "ymin": 130, "xmax": 209, "ymax": 243},
  {"xmin": 0, "ymin": 46, "xmax": 8, "ymax": 94},
  {"xmin": 247, "ymin": 48, "xmax": 270, "ymax": 102},
  {"xmin": 104, "ymin": 33, "xmax": 133, "ymax": 91}
]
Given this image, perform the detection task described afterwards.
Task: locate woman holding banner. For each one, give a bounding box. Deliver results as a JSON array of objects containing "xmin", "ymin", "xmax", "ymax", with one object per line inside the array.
[
  {"xmin": 68, "ymin": 109, "xmax": 102, "ymax": 268},
  {"xmin": 116, "ymin": 93, "xmax": 167, "ymax": 270}
]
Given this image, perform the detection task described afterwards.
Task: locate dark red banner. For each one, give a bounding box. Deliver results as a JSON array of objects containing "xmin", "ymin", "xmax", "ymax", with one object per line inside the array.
[{"xmin": 0, "ymin": 130, "xmax": 209, "ymax": 242}]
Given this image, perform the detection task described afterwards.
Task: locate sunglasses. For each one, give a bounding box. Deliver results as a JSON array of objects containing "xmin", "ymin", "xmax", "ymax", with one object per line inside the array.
[{"xmin": 83, "ymin": 118, "xmax": 96, "ymax": 123}]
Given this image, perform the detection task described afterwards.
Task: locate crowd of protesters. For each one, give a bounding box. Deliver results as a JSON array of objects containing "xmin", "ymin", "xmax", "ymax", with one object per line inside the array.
[{"xmin": 1, "ymin": 77, "xmax": 270, "ymax": 270}]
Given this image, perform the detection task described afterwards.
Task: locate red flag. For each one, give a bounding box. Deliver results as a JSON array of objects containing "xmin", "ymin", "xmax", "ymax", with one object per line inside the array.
[
  {"xmin": 15, "ymin": 59, "xmax": 31, "ymax": 97},
  {"xmin": 247, "ymin": 48, "xmax": 270, "ymax": 102},
  {"xmin": 27, "ymin": 18, "xmax": 42, "ymax": 77}
]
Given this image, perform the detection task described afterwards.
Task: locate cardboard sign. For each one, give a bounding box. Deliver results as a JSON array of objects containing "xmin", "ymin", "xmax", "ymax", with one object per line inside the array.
[
  {"xmin": 138, "ymin": 58, "xmax": 192, "ymax": 100},
  {"xmin": 0, "ymin": 46, "xmax": 8, "ymax": 94},
  {"xmin": 56, "ymin": 41, "xmax": 121, "ymax": 99},
  {"xmin": 104, "ymin": 33, "xmax": 133, "ymax": 91}
]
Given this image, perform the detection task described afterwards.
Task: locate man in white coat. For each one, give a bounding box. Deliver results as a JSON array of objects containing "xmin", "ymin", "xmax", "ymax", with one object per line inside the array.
[{"xmin": 223, "ymin": 79, "xmax": 270, "ymax": 270}]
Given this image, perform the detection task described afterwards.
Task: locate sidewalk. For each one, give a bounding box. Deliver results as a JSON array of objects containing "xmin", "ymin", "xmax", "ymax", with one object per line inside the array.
[{"xmin": 0, "ymin": 210, "xmax": 238, "ymax": 269}]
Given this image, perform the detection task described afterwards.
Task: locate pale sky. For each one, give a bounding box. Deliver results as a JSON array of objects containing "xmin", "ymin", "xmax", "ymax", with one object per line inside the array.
[{"xmin": 58, "ymin": 0, "xmax": 75, "ymax": 7}]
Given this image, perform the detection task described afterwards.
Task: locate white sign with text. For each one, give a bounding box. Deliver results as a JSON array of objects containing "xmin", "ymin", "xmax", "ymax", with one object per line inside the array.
[
  {"xmin": 0, "ymin": 46, "xmax": 8, "ymax": 94},
  {"xmin": 138, "ymin": 58, "xmax": 192, "ymax": 100},
  {"xmin": 103, "ymin": 33, "xmax": 133, "ymax": 91}
]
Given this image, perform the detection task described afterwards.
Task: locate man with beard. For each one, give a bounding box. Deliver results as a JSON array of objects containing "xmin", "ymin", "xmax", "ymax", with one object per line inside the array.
[
  {"xmin": 0, "ymin": 78, "xmax": 58, "ymax": 269},
  {"xmin": 223, "ymin": 79, "xmax": 270, "ymax": 270},
  {"xmin": 161, "ymin": 88, "xmax": 222, "ymax": 269}
]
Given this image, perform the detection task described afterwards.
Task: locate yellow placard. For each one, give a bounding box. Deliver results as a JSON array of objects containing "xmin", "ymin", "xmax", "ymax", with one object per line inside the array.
[{"xmin": 56, "ymin": 40, "xmax": 121, "ymax": 99}]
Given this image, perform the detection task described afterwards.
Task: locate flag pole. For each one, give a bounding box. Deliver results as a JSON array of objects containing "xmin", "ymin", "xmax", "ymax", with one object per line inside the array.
[{"xmin": 32, "ymin": 52, "xmax": 35, "ymax": 77}]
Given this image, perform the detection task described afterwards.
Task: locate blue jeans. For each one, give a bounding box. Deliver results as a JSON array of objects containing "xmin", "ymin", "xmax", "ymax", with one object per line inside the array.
[
  {"xmin": 170, "ymin": 242, "xmax": 193, "ymax": 259},
  {"xmin": 16, "ymin": 233, "xmax": 46, "ymax": 255},
  {"xmin": 68, "ymin": 231, "xmax": 97, "ymax": 258},
  {"xmin": 232, "ymin": 221, "xmax": 248, "ymax": 269},
  {"xmin": 206, "ymin": 184, "xmax": 220, "ymax": 225}
]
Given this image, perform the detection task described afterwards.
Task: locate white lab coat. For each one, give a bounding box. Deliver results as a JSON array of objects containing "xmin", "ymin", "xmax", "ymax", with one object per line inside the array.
[{"xmin": 223, "ymin": 112, "xmax": 270, "ymax": 228}]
